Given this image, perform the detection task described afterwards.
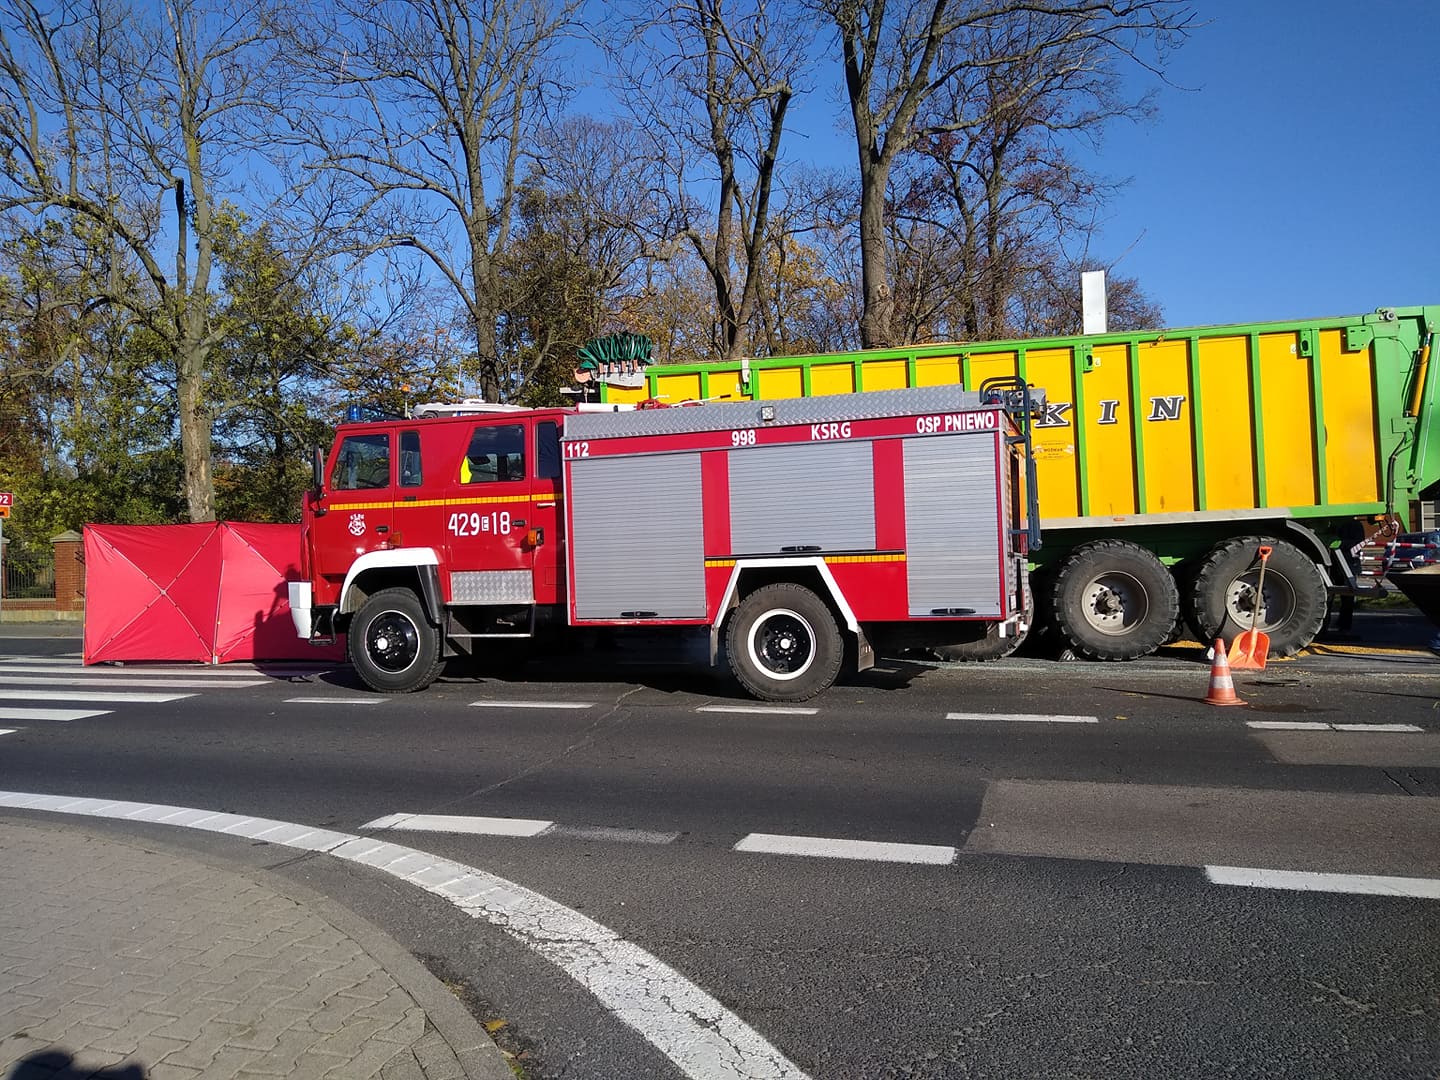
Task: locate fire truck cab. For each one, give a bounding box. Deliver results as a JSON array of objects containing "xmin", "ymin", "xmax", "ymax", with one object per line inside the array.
[{"xmin": 289, "ymin": 384, "xmax": 1037, "ymax": 701}]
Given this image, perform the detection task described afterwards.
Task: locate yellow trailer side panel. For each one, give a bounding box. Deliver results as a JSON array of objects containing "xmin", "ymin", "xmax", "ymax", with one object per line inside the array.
[
  {"xmin": 809, "ymin": 362, "xmax": 854, "ymax": 395},
  {"xmin": 1195, "ymin": 335, "xmax": 1257, "ymax": 511},
  {"xmin": 1136, "ymin": 339, "xmax": 1195, "ymax": 514},
  {"xmin": 915, "ymin": 354, "xmax": 963, "ymax": 387},
  {"xmin": 756, "ymin": 366, "xmax": 803, "ymax": 400},
  {"xmin": 1258, "ymin": 332, "xmax": 1317, "ymax": 507},
  {"xmin": 1319, "ymin": 329, "xmax": 1380, "ymax": 505},
  {"xmin": 1086, "ymin": 342, "xmax": 1137, "ymax": 516},
  {"xmin": 864, "ymin": 359, "xmax": 910, "ymax": 391},
  {"xmin": 1026, "ymin": 348, "xmax": 1079, "ymax": 518}
]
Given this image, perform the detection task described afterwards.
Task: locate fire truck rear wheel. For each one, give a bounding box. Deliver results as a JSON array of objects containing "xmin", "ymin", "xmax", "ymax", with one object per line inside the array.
[
  {"xmin": 727, "ymin": 583, "xmax": 844, "ymax": 702},
  {"xmin": 349, "ymin": 587, "xmax": 445, "ymax": 693},
  {"xmin": 1050, "ymin": 540, "xmax": 1180, "ymax": 661}
]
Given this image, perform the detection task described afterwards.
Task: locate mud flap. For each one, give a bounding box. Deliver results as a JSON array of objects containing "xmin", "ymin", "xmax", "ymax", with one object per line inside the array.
[{"xmin": 855, "ymin": 625, "xmax": 875, "ymax": 672}]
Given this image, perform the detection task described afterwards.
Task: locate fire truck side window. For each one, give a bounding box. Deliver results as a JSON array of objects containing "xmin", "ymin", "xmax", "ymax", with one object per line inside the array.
[
  {"xmin": 461, "ymin": 424, "xmax": 525, "ymax": 484},
  {"xmin": 537, "ymin": 421, "xmax": 560, "ymax": 480},
  {"xmin": 332, "ymin": 433, "xmax": 390, "ymax": 490},
  {"xmin": 399, "ymin": 430, "xmax": 422, "ymax": 487}
]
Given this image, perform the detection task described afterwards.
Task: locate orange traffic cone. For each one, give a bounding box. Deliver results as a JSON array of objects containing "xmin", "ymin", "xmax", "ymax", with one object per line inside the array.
[{"xmin": 1205, "ymin": 638, "xmax": 1247, "ymax": 706}]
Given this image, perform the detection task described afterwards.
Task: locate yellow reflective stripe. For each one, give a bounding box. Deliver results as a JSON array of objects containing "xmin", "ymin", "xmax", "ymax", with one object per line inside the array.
[
  {"xmin": 329, "ymin": 492, "xmax": 561, "ymax": 512},
  {"xmin": 703, "ymin": 554, "xmax": 906, "ymax": 568}
]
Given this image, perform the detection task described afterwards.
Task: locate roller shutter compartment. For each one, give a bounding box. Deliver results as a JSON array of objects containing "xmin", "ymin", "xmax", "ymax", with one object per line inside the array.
[
  {"xmin": 729, "ymin": 441, "xmax": 875, "ymax": 554},
  {"xmin": 904, "ymin": 435, "xmax": 1002, "ymax": 617},
  {"xmin": 569, "ymin": 454, "xmax": 705, "ymax": 619}
]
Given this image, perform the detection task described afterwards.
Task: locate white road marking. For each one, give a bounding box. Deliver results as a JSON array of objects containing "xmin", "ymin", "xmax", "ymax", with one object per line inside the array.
[
  {"xmin": 468, "ymin": 700, "xmax": 595, "ymax": 710},
  {"xmin": 0, "ymin": 707, "xmax": 111, "ymax": 722},
  {"xmin": 0, "ymin": 729, "xmax": 13, "ymax": 736},
  {"xmin": 946, "ymin": 712, "xmax": 1099, "ymax": 724},
  {"xmin": 697, "ymin": 704, "xmax": 819, "ymax": 716},
  {"xmin": 1206, "ymin": 865, "xmax": 1440, "ymax": 899},
  {"xmin": 363, "ymin": 812, "xmax": 554, "ymax": 837},
  {"xmin": 0, "ymin": 791, "xmax": 809, "ymax": 1080},
  {"xmin": 1247, "ymin": 720, "xmax": 1425, "ymax": 733},
  {"xmin": 0, "ymin": 674, "xmax": 266, "ymax": 688},
  {"xmin": 0, "ymin": 689, "xmax": 195, "ymax": 704},
  {"xmin": 285, "ymin": 697, "xmax": 384, "ymax": 705},
  {"xmin": 735, "ymin": 832, "xmax": 956, "ymax": 865}
]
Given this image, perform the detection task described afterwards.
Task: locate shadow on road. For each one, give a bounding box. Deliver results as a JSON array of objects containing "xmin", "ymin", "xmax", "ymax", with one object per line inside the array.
[{"xmin": 7, "ymin": 1050, "xmax": 145, "ymax": 1079}]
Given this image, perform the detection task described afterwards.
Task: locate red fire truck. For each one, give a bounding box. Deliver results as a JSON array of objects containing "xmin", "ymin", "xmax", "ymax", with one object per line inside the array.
[{"xmin": 288, "ymin": 384, "xmax": 1038, "ymax": 700}]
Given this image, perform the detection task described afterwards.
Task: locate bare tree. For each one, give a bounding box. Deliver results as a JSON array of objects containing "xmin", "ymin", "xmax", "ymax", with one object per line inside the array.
[
  {"xmin": 616, "ymin": 0, "xmax": 816, "ymax": 362},
  {"xmin": 306, "ymin": 0, "xmax": 579, "ymax": 403},
  {"xmin": 819, "ymin": 0, "xmax": 1192, "ymax": 348},
  {"xmin": 499, "ymin": 114, "xmax": 666, "ymax": 396},
  {"xmin": 0, "ymin": 0, "xmax": 306, "ymax": 520}
]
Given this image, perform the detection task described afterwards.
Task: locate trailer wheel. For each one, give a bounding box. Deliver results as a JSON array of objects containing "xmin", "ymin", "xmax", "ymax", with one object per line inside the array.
[
  {"xmin": 931, "ymin": 585, "xmax": 1033, "ymax": 662},
  {"xmin": 349, "ymin": 587, "xmax": 445, "ymax": 693},
  {"xmin": 1187, "ymin": 537, "xmax": 1326, "ymax": 657},
  {"xmin": 1050, "ymin": 540, "xmax": 1180, "ymax": 660},
  {"xmin": 727, "ymin": 583, "xmax": 844, "ymax": 701}
]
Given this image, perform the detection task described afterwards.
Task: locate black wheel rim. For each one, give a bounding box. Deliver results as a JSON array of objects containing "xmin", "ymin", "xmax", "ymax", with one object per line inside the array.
[
  {"xmin": 367, "ymin": 610, "xmax": 420, "ymax": 673},
  {"xmin": 747, "ymin": 609, "xmax": 816, "ymax": 680}
]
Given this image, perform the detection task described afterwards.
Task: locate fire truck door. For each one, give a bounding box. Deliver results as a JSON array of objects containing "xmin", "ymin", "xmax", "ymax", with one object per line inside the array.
[
  {"xmin": 317, "ymin": 430, "xmax": 396, "ymax": 589},
  {"xmin": 391, "ymin": 427, "xmax": 446, "ymax": 554},
  {"xmin": 445, "ymin": 421, "xmax": 536, "ymax": 606},
  {"xmin": 530, "ymin": 420, "xmax": 563, "ymax": 605}
]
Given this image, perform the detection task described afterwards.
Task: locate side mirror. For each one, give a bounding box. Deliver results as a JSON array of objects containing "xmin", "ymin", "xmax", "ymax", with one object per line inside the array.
[{"xmin": 311, "ymin": 447, "xmax": 326, "ymax": 496}]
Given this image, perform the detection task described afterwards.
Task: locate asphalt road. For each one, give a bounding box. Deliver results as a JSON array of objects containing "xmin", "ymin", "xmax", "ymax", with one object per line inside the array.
[{"xmin": 1, "ymin": 621, "xmax": 1438, "ymax": 1079}]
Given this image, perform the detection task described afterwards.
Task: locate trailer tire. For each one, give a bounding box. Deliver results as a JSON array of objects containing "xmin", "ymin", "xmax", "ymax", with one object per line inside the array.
[
  {"xmin": 726, "ymin": 583, "xmax": 844, "ymax": 702},
  {"xmin": 1050, "ymin": 540, "xmax": 1180, "ymax": 661},
  {"xmin": 1187, "ymin": 537, "xmax": 1327, "ymax": 657},
  {"xmin": 349, "ymin": 587, "xmax": 445, "ymax": 693},
  {"xmin": 930, "ymin": 585, "xmax": 1033, "ymax": 662}
]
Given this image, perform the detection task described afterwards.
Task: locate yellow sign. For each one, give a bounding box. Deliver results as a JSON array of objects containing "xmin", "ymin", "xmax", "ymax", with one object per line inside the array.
[{"xmin": 0, "ymin": 505, "xmax": 9, "ymax": 518}]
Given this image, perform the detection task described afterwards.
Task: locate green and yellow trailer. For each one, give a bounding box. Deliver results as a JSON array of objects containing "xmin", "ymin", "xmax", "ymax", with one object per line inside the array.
[{"xmin": 601, "ymin": 305, "xmax": 1440, "ymax": 660}]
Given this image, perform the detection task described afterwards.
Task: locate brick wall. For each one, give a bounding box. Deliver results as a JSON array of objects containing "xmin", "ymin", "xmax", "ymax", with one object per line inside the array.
[{"xmin": 52, "ymin": 530, "xmax": 84, "ymax": 612}]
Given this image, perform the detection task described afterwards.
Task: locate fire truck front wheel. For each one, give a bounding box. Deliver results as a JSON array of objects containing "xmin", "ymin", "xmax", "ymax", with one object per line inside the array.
[
  {"xmin": 727, "ymin": 583, "xmax": 844, "ymax": 702},
  {"xmin": 349, "ymin": 587, "xmax": 445, "ymax": 693}
]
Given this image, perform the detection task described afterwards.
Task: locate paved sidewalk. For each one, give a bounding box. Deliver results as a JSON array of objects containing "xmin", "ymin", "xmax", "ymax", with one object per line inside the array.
[{"xmin": 0, "ymin": 820, "xmax": 512, "ymax": 1080}]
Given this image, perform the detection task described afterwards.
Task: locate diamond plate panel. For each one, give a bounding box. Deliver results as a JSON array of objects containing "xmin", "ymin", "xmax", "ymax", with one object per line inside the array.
[{"xmin": 451, "ymin": 570, "xmax": 534, "ymax": 604}]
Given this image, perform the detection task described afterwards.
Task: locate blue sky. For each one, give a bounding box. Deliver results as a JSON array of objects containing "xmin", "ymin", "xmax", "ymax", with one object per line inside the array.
[{"xmin": 1063, "ymin": 0, "xmax": 1439, "ymax": 329}]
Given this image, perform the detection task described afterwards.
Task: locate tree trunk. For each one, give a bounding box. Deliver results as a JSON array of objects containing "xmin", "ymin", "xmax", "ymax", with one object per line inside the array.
[
  {"xmin": 856, "ymin": 162, "xmax": 894, "ymax": 348},
  {"xmin": 177, "ymin": 344, "xmax": 214, "ymax": 522}
]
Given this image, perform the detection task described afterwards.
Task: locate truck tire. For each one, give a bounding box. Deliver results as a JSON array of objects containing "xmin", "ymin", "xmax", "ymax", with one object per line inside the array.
[
  {"xmin": 349, "ymin": 587, "xmax": 445, "ymax": 693},
  {"xmin": 726, "ymin": 583, "xmax": 844, "ymax": 702},
  {"xmin": 1187, "ymin": 537, "xmax": 1327, "ymax": 657},
  {"xmin": 930, "ymin": 585, "xmax": 1033, "ymax": 662},
  {"xmin": 1050, "ymin": 540, "xmax": 1180, "ymax": 661}
]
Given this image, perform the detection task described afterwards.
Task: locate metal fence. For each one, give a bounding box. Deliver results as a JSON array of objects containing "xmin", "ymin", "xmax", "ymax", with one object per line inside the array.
[{"xmin": 1, "ymin": 537, "xmax": 56, "ymax": 601}]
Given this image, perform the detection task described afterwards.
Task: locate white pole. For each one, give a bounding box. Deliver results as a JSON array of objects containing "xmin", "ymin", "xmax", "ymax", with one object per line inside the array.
[{"xmin": 1081, "ymin": 270, "xmax": 1108, "ymax": 335}]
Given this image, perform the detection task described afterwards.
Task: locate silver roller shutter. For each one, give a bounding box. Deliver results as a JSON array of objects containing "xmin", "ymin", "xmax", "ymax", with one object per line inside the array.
[
  {"xmin": 729, "ymin": 442, "xmax": 875, "ymax": 553},
  {"xmin": 569, "ymin": 453, "xmax": 705, "ymax": 619},
  {"xmin": 904, "ymin": 435, "xmax": 1002, "ymax": 617}
]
